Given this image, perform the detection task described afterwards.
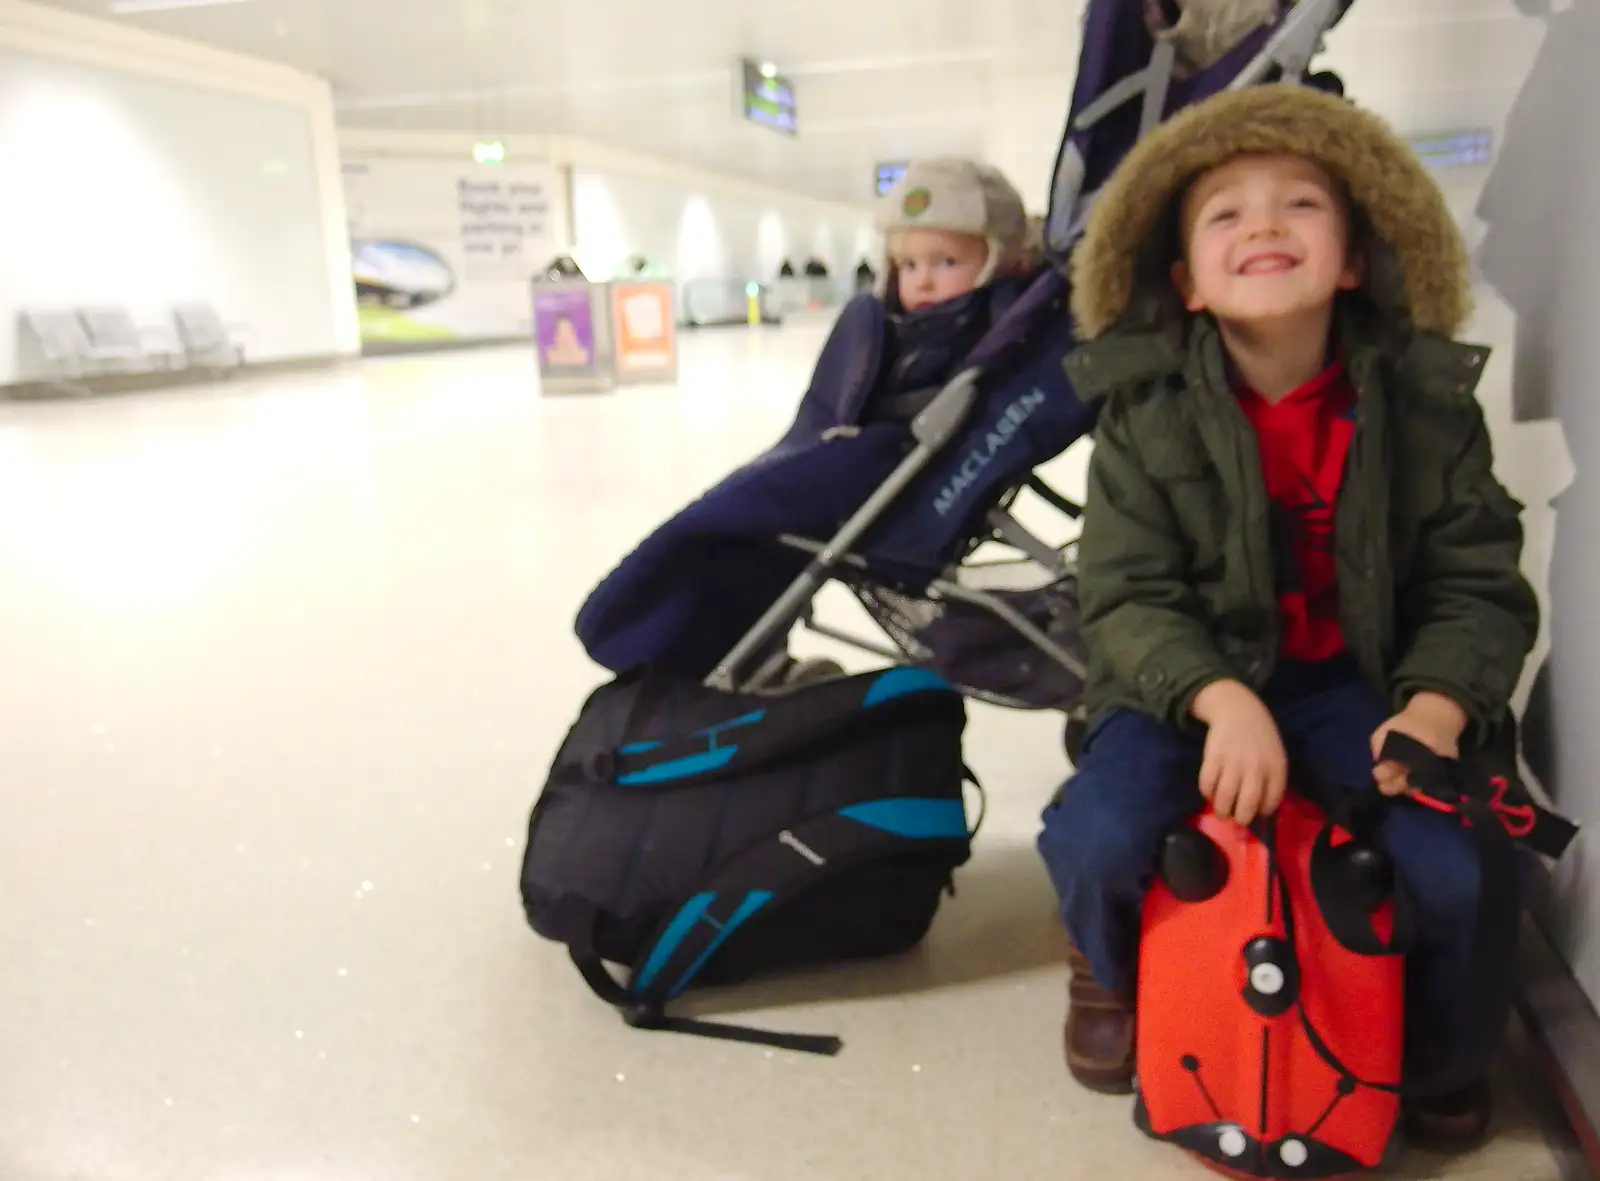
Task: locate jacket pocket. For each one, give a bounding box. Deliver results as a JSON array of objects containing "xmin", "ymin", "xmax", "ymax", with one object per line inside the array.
[{"xmin": 1143, "ymin": 433, "xmax": 1231, "ymax": 579}]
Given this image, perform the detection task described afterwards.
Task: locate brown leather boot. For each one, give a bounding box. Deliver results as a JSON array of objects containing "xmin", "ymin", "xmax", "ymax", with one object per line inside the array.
[{"xmin": 1064, "ymin": 944, "xmax": 1136, "ymax": 1094}]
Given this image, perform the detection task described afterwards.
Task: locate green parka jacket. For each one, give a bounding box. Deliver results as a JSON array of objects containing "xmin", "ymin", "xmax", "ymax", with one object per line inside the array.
[{"xmin": 1062, "ymin": 84, "xmax": 1539, "ymax": 740}]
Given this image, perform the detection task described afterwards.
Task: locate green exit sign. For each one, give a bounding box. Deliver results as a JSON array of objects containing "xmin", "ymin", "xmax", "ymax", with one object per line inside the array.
[{"xmin": 473, "ymin": 141, "xmax": 506, "ymax": 165}]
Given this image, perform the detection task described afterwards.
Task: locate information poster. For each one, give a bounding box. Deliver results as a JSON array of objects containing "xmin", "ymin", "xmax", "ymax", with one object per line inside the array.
[
  {"xmin": 342, "ymin": 158, "xmax": 567, "ymax": 345},
  {"xmin": 456, "ymin": 175, "xmax": 555, "ymax": 279},
  {"xmin": 534, "ymin": 286, "xmax": 597, "ymax": 372},
  {"xmin": 532, "ymin": 283, "xmax": 613, "ymax": 394},
  {"xmin": 609, "ymin": 281, "xmax": 677, "ymax": 380}
]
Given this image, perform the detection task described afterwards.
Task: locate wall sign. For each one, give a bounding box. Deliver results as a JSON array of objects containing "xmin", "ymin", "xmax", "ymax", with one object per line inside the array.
[
  {"xmin": 342, "ymin": 157, "xmax": 566, "ymax": 345},
  {"xmin": 1409, "ymin": 129, "xmax": 1493, "ymax": 171},
  {"xmin": 739, "ymin": 59, "xmax": 797, "ymax": 136},
  {"xmin": 875, "ymin": 162, "xmax": 909, "ymax": 197}
]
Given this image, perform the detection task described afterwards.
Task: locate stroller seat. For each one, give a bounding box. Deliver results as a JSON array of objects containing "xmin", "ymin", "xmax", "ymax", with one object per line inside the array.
[{"xmin": 575, "ymin": 265, "xmax": 1095, "ymax": 693}]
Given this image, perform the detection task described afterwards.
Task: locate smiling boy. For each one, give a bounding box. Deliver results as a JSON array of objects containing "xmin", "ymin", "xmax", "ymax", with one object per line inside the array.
[{"xmin": 1037, "ymin": 85, "xmax": 1539, "ymax": 1151}]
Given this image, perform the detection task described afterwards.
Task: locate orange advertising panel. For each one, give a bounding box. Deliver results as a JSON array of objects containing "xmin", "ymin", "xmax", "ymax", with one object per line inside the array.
[{"xmin": 609, "ymin": 281, "xmax": 677, "ymax": 379}]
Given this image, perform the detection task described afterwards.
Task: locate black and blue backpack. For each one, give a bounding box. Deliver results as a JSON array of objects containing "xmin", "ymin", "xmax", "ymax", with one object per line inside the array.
[{"xmin": 518, "ymin": 665, "xmax": 981, "ymax": 1055}]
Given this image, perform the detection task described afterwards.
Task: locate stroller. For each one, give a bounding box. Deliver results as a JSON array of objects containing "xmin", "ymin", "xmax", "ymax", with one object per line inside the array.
[{"xmin": 574, "ymin": 0, "xmax": 1357, "ymax": 752}]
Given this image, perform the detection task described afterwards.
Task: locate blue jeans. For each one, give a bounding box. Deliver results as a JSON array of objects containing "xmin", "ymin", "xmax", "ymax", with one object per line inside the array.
[{"xmin": 1037, "ymin": 657, "xmax": 1512, "ymax": 1058}]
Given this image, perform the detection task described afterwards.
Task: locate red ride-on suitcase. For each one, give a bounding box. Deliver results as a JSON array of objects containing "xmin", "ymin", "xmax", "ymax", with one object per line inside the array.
[
  {"xmin": 1132, "ymin": 735, "xmax": 1575, "ymax": 1178},
  {"xmin": 1133, "ymin": 792, "xmax": 1406, "ymax": 1179}
]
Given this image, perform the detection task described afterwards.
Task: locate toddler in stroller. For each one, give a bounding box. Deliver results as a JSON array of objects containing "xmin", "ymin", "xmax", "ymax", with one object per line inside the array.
[
  {"xmin": 576, "ymin": 159, "xmax": 1096, "ymax": 713},
  {"xmin": 760, "ymin": 156, "xmax": 1067, "ymax": 691}
]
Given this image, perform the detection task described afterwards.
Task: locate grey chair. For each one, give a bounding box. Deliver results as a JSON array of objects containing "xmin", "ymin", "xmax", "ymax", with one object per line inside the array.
[
  {"xmin": 172, "ymin": 302, "xmax": 249, "ymax": 375},
  {"xmin": 16, "ymin": 308, "xmax": 146, "ymax": 394},
  {"xmin": 77, "ymin": 306, "xmax": 183, "ymax": 372}
]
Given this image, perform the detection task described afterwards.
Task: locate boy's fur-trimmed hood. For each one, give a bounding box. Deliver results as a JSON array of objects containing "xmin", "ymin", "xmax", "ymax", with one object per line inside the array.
[{"xmin": 1069, "ymin": 84, "xmax": 1472, "ymax": 341}]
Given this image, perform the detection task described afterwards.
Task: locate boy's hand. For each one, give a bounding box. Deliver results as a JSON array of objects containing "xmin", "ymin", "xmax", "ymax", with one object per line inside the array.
[
  {"xmin": 1192, "ymin": 679, "xmax": 1289, "ymax": 826},
  {"xmin": 1369, "ymin": 691, "xmax": 1468, "ymax": 796}
]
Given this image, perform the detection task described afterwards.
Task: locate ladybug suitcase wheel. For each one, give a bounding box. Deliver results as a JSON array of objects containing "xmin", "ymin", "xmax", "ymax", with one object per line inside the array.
[
  {"xmin": 1324, "ymin": 842, "xmax": 1394, "ymax": 915},
  {"xmin": 1157, "ymin": 826, "xmax": 1229, "ymax": 903}
]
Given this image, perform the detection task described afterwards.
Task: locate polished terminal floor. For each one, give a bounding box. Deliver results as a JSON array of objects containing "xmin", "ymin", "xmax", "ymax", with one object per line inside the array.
[{"xmin": 0, "ymin": 310, "xmax": 1582, "ymax": 1180}]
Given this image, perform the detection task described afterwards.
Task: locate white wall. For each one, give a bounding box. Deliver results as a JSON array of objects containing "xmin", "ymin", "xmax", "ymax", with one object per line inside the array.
[
  {"xmin": 0, "ymin": 0, "xmax": 358, "ymax": 384},
  {"xmin": 1469, "ymin": 0, "xmax": 1600, "ymax": 1011},
  {"xmin": 568, "ymin": 161, "xmax": 875, "ymax": 286}
]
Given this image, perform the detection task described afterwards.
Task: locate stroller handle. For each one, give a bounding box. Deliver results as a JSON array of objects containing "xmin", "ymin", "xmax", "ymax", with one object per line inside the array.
[{"xmin": 705, "ymin": 369, "xmax": 984, "ymax": 693}]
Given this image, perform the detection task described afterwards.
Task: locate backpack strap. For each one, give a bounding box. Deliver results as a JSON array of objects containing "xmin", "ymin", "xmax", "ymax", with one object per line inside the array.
[
  {"xmin": 567, "ymin": 915, "xmax": 842, "ymax": 1055},
  {"xmin": 568, "ymin": 771, "xmax": 983, "ymax": 1056}
]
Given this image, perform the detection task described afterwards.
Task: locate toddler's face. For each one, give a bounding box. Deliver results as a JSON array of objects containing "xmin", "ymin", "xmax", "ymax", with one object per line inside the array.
[
  {"xmin": 889, "ymin": 229, "xmax": 990, "ymax": 311},
  {"xmin": 1172, "ymin": 153, "xmax": 1363, "ymax": 329}
]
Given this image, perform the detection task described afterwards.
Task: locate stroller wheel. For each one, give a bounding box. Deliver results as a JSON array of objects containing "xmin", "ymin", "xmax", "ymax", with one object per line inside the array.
[
  {"xmin": 783, "ymin": 657, "xmax": 846, "ymax": 690},
  {"xmin": 1064, "ymin": 715, "xmax": 1088, "ymax": 765},
  {"xmin": 750, "ymin": 655, "xmax": 846, "ymax": 696}
]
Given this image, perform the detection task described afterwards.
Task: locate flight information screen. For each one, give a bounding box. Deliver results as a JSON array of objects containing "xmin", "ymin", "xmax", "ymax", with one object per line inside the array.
[
  {"xmin": 740, "ymin": 60, "xmax": 797, "ymax": 137},
  {"xmin": 875, "ymin": 162, "xmax": 908, "ymax": 196}
]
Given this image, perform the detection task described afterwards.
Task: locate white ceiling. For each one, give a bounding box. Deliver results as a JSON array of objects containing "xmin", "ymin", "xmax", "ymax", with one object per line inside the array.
[{"xmin": 32, "ymin": 0, "xmax": 1545, "ymax": 206}]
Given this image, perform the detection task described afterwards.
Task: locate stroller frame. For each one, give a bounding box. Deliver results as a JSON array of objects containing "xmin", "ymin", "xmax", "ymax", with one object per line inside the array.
[
  {"xmin": 705, "ymin": 370, "xmax": 1086, "ymax": 697},
  {"xmin": 786, "ymin": 527, "xmax": 1083, "ymax": 684},
  {"xmin": 1046, "ymin": 0, "xmax": 1349, "ymax": 257}
]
